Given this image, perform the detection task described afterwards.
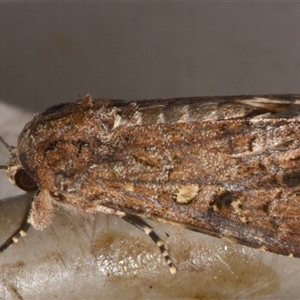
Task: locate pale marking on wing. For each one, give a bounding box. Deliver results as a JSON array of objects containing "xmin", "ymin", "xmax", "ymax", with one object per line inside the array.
[
  {"xmin": 175, "ymin": 184, "xmax": 199, "ymax": 204},
  {"xmin": 157, "ymin": 112, "xmax": 165, "ymax": 124},
  {"xmin": 177, "ymin": 105, "xmax": 190, "ymax": 123}
]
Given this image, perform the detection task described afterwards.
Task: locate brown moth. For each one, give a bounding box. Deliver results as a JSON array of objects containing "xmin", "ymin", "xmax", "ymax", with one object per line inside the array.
[{"xmin": 1, "ymin": 93, "xmax": 300, "ymax": 274}]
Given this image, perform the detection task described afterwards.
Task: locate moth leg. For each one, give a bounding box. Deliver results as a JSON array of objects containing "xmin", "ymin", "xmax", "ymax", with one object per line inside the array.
[
  {"xmin": 0, "ymin": 190, "xmax": 54, "ymax": 253},
  {"xmin": 28, "ymin": 190, "xmax": 53, "ymax": 230},
  {"xmin": 0, "ymin": 201, "xmax": 31, "ymax": 253},
  {"xmin": 121, "ymin": 214, "xmax": 177, "ymax": 274},
  {"xmin": 0, "ymin": 222, "xmax": 31, "ymax": 253}
]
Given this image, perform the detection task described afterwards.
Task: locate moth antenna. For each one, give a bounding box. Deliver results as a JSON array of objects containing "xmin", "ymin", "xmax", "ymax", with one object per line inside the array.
[
  {"xmin": 122, "ymin": 214, "xmax": 177, "ymax": 274},
  {"xmin": 0, "ymin": 136, "xmax": 11, "ymax": 170},
  {"xmin": 0, "ymin": 136, "xmax": 12, "ymax": 151},
  {"xmin": 0, "ymin": 202, "xmax": 32, "ymax": 253}
]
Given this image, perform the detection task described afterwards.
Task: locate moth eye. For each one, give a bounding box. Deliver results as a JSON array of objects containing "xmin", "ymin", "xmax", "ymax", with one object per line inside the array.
[{"xmin": 14, "ymin": 169, "xmax": 38, "ymax": 192}]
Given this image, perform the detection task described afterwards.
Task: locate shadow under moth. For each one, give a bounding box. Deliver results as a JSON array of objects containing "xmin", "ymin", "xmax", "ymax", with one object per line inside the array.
[{"xmin": 1, "ymin": 93, "xmax": 300, "ymax": 274}]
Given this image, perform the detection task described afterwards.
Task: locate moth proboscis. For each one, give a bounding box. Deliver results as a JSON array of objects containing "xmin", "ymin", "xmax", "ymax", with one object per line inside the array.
[{"xmin": 1, "ymin": 93, "xmax": 300, "ymax": 274}]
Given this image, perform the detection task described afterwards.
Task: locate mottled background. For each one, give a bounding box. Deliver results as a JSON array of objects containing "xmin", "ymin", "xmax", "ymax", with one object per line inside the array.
[{"xmin": 1, "ymin": 2, "xmax": 300, "ymax": 299}]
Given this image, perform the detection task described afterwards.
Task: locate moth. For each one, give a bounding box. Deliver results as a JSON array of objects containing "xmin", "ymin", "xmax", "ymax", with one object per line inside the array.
[{"xmin": 1, "ymin": 94, "xmax": 300, "ymax": 274}]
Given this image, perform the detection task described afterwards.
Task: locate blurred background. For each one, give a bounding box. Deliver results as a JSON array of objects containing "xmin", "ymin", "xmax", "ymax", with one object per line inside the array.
[
  {"xmin": 1, "ymin": 2, "xmax": 300, "ymax": 299},
  {"xmin": 1, "ymin": 2, "xmax": 300, "ymax": 112}
]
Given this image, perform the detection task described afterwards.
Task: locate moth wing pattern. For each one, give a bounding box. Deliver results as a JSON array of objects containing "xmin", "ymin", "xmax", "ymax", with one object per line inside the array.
[{"xmin": 2, "ymin": 94, "xmax": 300, "ymax": 273}]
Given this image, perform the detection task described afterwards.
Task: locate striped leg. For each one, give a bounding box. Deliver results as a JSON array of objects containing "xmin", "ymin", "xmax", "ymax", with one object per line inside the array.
[
  {"xmin": 0, "ymin": 199, "xmax": 32, "ymax": 253},
  {"xmin": 122, "ymin": 214, "xmax": 177, "ymax": 274},
  {"xmin": 0, "ymin": 222, "xmax": 31, "ymax": 253}
]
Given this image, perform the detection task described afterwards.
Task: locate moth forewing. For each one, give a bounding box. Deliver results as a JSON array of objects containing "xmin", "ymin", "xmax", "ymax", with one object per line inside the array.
[{"xmin": 2, "ymin": 93, "xmax": 300, "ymax": 274}]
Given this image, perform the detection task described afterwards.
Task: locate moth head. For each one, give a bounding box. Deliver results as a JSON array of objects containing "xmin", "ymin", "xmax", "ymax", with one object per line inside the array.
[{"xmin": 0, "ymin": 136, "xmax": 38, "ymax": 192}]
